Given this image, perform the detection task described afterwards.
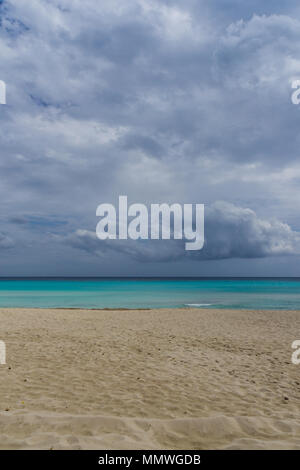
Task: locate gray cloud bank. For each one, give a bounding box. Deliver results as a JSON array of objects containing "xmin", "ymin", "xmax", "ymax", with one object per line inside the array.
[{"xmin": 64, "ymin": 202, "xmax": 300, "ymax": 262}]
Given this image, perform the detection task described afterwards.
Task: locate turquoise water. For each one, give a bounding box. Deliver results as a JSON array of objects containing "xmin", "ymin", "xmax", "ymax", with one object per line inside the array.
[{"xmin": 0, "ymin": 278, "xmax": 300, "ymax": 309}]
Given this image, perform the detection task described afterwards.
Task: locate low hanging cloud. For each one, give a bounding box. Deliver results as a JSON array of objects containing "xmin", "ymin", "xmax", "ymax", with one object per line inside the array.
[
  {"xmin": 62, "ymin": 202, "xmax": 300, "ymax": 263},
  {"xmin": 0, "ymin": 232, "xmax": 14, "ymax": 250},
  {"xmin": 202, "ymin": 202, "xmax": 300, "ymax": 259}
]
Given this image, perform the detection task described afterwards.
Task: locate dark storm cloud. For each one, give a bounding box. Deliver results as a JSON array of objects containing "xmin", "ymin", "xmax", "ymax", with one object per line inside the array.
[{"xmin": 63, "ymin": 202, "xmax": 300, "ymax": 263}]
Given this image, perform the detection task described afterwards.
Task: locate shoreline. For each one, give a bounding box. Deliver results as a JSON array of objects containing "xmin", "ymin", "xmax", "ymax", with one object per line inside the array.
[
  {"xmin": 1, "ymin": 307, "xmax": 300, "ymax": 449},
  {"xmin": 0, "ymin": 306, "xmax": 299, "ymax": 311}
]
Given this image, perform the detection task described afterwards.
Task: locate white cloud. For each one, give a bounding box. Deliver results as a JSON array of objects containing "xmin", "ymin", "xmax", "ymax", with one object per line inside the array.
[{"xmin": 63, "ymin": 202, "xmax": 300, "ymax": 262}]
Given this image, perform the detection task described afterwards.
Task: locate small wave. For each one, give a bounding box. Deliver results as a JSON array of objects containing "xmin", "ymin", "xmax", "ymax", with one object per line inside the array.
[{"xmin": 185, "ymin": 303, "xmax": 212, "ymax": 307}]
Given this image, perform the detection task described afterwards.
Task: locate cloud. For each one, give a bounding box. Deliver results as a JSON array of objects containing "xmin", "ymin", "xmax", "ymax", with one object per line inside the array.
[
  {"xmin": 202, "ymin": 201, "xmax": 300, "ymax": 259},
  {"xmin": 62, "ymin": 202, "xmax": 300, "ymax": 262},
  {"xmin": 9, "ymin": 214, "xmax": 68, "ymax": 230},
  {"xmin": 0, "ymin": 232, "xmax": 14, "ymax": 250},
  {"xmin": 0, "ymin": 1, "xmax": 300, "ymax": 274}
]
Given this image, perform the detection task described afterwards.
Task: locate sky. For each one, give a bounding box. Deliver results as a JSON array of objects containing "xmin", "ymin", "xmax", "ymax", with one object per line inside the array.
[{"xmin": 1, "ymin": 0, "xmax": 300, "ymax": 276}]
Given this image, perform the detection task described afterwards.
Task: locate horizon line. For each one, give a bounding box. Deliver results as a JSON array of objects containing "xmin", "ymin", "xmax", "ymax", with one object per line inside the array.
[{"xmin": 0, "ymin": 276, "xmax": 300, "ymax": 280}]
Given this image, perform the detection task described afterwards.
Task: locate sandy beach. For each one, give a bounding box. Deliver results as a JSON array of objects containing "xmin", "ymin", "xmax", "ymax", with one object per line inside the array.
[{"xmin": 0, "ymin": 307, "xmax": 300, "ymax": 449}]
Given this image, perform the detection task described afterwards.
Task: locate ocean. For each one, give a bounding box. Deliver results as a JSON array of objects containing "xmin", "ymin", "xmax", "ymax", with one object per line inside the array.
[{"xmin": 0, "ymin": 278, "xmax": 300, "ymax": 309}]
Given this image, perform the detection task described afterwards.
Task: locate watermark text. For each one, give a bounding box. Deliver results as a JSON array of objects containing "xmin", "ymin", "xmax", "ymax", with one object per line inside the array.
[
  {"xmin": 0, "ymin": 80, "xmax": 6, "ymax": 105},
  {"xmin": 96, "ymin": 196, "xmax": 204, "ymax": 251},
  {"xmin": 292, "ymin": 340, "xmax": 300, "ymax": 365},
  {"xmin": 0, "ymin": 341, "xmax": 6, "ymax": 365}
]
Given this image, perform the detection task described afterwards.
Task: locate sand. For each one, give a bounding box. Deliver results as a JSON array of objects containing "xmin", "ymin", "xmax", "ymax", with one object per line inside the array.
[{"xmin": 0, "ymin": 307, "xmax": 300, "ymax": 449}]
